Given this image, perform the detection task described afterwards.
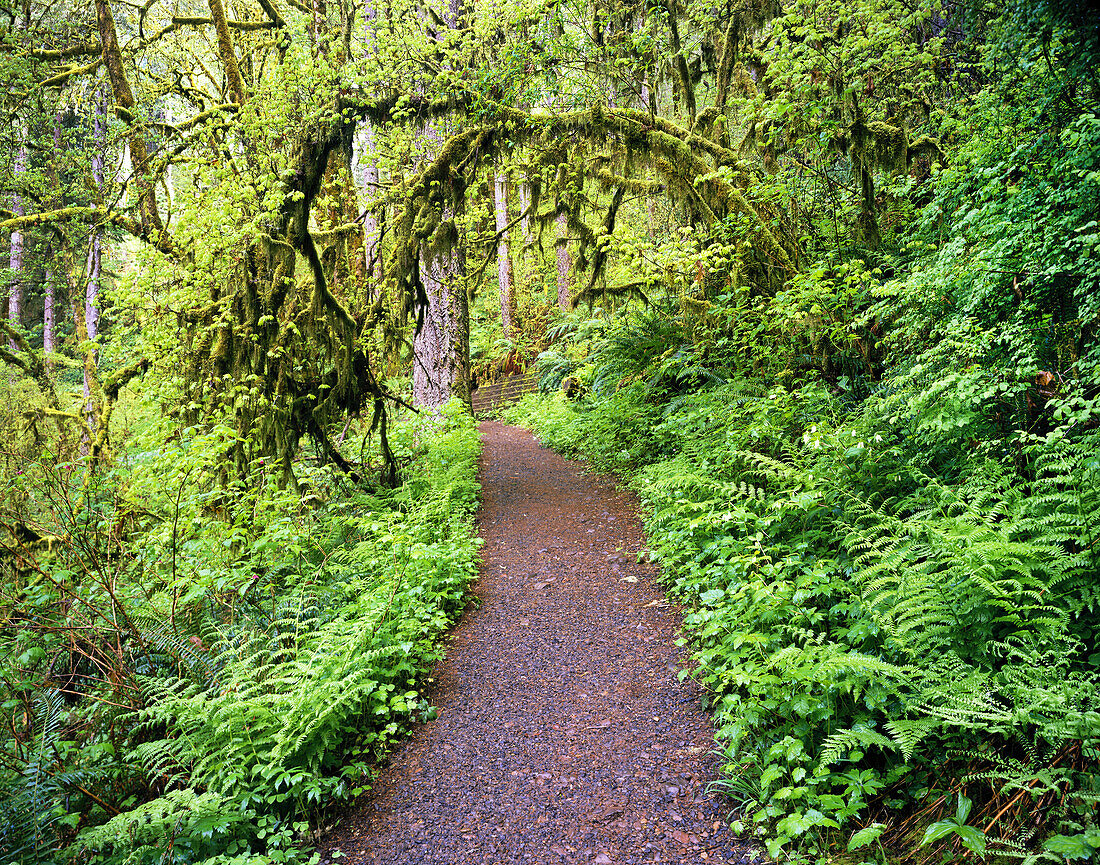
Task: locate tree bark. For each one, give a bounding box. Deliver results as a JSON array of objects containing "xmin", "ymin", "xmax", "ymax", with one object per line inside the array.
[
  {"xmin": 8, "ymin": 128, "xmax": 26, "ymax": 348},
  {"xmin": 87, "ymin": 94, "xmax": 106, "ymax": 346},
  {"xmin": 555, "ymin": 210, "xmax": 571, "ymax": 311},
  {"xmin": 355, "ymin": 122, "xmax": 383, "ymax": 283},
  {"xmin": 62, "ymin": 238, "xmax": 100, "ymax": 452},
  {"xmin": 207, "ymin": 0, "xmax": 247, "ymax": 104},
  {"xmin": 413, "ymin": 237, "xmax": 470, "ymax": 409},
  {"xmin": 43, "ymin": 262, "xmax": 56, "ymax": 356},
  {"xmin": 640, "ymin": 74, "xmax": 657, "ymax": 239},
  {"xmin": 354, "ymin": 0, "xmax": 382, "ymax": 284},
  {"xmin": 517, "ymin": 176, "xmax": 536, "ymax": 294},
  {"xmin": 43, "ymin": 111, "xmax": 66, "ymax": 359},
  {"xmin": 94, "ymin": 0, "xmax": 164, "ymax": 241},
  {"xmin": 494, "ymin": 171, "xmax": 516, "ymax": 338},
  {"xmin": 82, "ymin": 91, "xmax": 108, "ymax": 437},
  {"xmin": 665, "ymin": 1, "xmax": 696, "ymax": 126},
  {"xmin": 412, "ymin": 0, "xmax": 471, "ymax": 410}
]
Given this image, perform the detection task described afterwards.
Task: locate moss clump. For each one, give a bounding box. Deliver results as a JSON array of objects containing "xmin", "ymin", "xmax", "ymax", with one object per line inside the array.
[{"xmin": 865, "ymin": 121, "xmax": 908, "ymax": 172}]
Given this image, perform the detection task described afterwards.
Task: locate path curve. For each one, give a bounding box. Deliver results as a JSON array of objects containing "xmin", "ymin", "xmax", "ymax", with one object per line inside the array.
[{"xmin": 320, "ymin": 421, "xmax": 758, "ymax": 864}]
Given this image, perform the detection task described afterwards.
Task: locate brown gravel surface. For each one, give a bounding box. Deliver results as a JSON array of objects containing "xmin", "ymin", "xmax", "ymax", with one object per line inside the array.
[{"xmin": 318, "ymin": 421, "xmax": 761, "ymax": 865}]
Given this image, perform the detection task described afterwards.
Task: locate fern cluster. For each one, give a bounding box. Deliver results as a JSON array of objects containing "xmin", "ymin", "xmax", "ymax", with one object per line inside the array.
[
  {"xmin": 1, "ymin": 402, "xmax": 483, "ymax": 865},
  {"xmin": 512, "ymin": 352, "xmax": 1099, "ymax": 861},
  {"xmin": 519, "ymin": 380, "xmax": 1100, "ymax": 859}
]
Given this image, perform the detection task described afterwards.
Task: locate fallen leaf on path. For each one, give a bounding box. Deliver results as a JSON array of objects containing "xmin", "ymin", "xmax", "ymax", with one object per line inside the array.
[
  {"xmin": 620, "ymin": 576, "xmax": 638, "ymax": 583},
  {"xmin": 532, "ymin": 578, "xmax": 557, "ymax": 590},
  {"xmin": 671, "ymin": 829, "xmax": 699, "ymax": 846}
]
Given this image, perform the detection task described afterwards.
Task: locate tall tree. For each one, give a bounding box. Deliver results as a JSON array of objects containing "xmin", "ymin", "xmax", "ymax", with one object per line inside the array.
[
  {"xmin": 555, "ymin": 210, "xmax": 571, "ymax": 311},
  {"xmin": 7, "ymin": 126, "xmax": 26, "ymax": 348},
  {"xmin": 413, "ymin": 238, "xmax": 471, "ymax": 407},
  {"xmin": 2, "ymin": 0, "xmax": 947, "ymax": 476},
  {"xmin": 494, "ymin": 168, "xmax": 517, "ymax": 338},
  {"xmin": 81, "ymin": 91, "xmax": 107, "ymax": 433}
]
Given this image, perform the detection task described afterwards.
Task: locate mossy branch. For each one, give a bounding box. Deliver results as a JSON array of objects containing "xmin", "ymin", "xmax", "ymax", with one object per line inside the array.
[{"xmin": 0, "ymin": 207, "xmax": 178, "ymax": 257}]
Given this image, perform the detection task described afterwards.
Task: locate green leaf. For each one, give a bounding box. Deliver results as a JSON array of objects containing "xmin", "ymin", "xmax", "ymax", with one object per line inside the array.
[
  {"xmin": 955, "ymin": 793, "xmax": 972, "ymax": 824},
  {"xmin": 1043, "ymin": 833, "xmax": 1100, "ymax": 860},
  {"xmin": 954, "ymin": 825, "xmax": 987, "ymax": 856},
  {"xmin": 921, "ymin": 820, "xmax": 962, "ymax": 847},
  {"xmin": 848, "ymin": 824, "xmax": 886, "ymax": 851}
]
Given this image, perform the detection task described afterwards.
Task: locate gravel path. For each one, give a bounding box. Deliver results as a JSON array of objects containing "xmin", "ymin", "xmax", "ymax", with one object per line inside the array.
[{"xmin": 319, "ymin": 421, "xmax": 759, "ymax": 864}]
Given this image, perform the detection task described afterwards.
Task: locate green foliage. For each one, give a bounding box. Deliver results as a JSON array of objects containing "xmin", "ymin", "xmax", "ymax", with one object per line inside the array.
[
  {"xmin": 5, "ymin": 0, "xmax": 1100, "ymax": 863},
  {"xmin": 515, "ymin": 341, "xmax": 1100, "ymax": 859},
  {"xmin": 1, "ymin": 403, "xmax": 482, "ymax": 865},
  {"xmin": 508, "ymin": 67, "xmax": 1100, "ymax": 850},
  {"xmin": 920, "ymin": 794, "xmax": 987, "ymax": 857},
  {"xmin": 75, "ymin": 789, "xmax": 259, "ymax": 865},
  {"xmin": 0, "ymin": 691, "xmax": 82, "ymax": 864}
]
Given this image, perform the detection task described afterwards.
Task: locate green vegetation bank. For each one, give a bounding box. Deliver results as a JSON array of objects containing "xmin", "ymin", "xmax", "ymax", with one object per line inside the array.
[{"xmin": 506, "ymin": 18, "xmax": 1100, "ymax": 860}]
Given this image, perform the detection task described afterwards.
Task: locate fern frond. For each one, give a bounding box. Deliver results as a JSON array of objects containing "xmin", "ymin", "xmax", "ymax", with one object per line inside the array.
[
  {"xmin": 0, "ymin": 690, "xmax": 67, "ymax": 862},
  {"xmin": 817, "ymin": 723, "xmax": 898, "ymax": 769},
  {"xmin": 883, "ymin": 718, "xmax": 938, "ymax": 762}
]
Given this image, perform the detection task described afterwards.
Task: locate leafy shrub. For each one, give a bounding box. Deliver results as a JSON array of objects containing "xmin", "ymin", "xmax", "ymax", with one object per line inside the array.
[
  {"xmin": 1, "ymin": 401, "xmax": 482, "ymax": 865},
  {"xmin": 511, "ymin": 362, "xmax": 1100, "ymax": 861}
]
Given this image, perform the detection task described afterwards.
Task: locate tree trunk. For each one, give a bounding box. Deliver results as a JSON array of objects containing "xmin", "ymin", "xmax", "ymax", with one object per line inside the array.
[
  {"xmin": 413, "ymin": 238, "xmax": 470, "ymax": 409},
  {"xmin": 207, "ymin": 0, "xmax": 247, "ymax": 105},
  {"xmin": 354, "ymin": 0, "xmax": 383, "ymax": 285},
  {"xmin": 82, "ymin": 92, "xmax": 107, "ymax": 436},
  {"xmin": 8, "ymin": 129, "xmax": 26, "ymax": 348},
  {"xmin": 517, "ymin": 177, "xmax": 536, "ymax": 294},
  {"xmin": 65, "ymin": 241, "xmax": 99, "ymax": 452},
  {"xmin": 555, "ymin": 210, "xmax": 571, "ymax": 311},
  {"xmin": 355, "ymin": 122, "xmax": 383, "ymax": 283},
  {"xmin": 88, "ymin": 93, "xmax": 106, "ymax": 349},
  {"xmin": 43, "ymin": 262, "xmax": 56, "ymax": 356},
  {"xmin": 665, "ymin": 2, "xmax": 696, "ymax": 126},
  {"xmin": 94, "ymin": 0, "xmax": 164, "ymax": 241},
  {"xmin": 640, "ymin": 75, "xmax": 657, "ymax": 239},
  {"xmin": 412, "ymin": 0, "xmax": 470, "ymax": 411},
  {"xmin": 43, "ymin": 112, "xmax": 66, "ymax": 359},
  {"xmin": 494, "ymin": 171, "xmax": 516, "ymax": 338},
  {"xmin": 86, "ymin": 233, "xmax": 102, "ymax": 343}
]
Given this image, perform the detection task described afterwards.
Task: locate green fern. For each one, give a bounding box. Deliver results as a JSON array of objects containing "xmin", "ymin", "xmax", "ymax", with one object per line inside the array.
[
  {"xmin": 883, "ymin": 718, "xmax": 938, "ymax": 762},
  {"xmin": 0, "ymin": 690, "xmax": 73, "ymax": 864},
  {"xmin": 74, "ymin": 788, "xmax": 251, "ymax": 865},
  {"xmin": 817, "ymin": 723, "xmax": 899, "ymax": 770}
]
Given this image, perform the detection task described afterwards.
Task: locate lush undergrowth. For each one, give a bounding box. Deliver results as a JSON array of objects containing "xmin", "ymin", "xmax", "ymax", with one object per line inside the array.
[
  {"xmin": 0, "ymin": 401, "xmax": 482, "ymax": 865},
  {"xmin": 503, "ymin": 55, "xmax": 1100, "ymax": 861},
  {"xmin": 510, "ymin": 383, "xmax": 1099, "ymax": 862}
]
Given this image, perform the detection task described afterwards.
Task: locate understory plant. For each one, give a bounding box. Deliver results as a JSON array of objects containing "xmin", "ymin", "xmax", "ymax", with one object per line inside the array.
[
  {"xmin": 505, "ymin": 64, "xmax": 1100, "ymax": 853},
  {"xmin": 1, "ymin": 400, "xmax": 482, "ymax": 865},
  {"xmin": 512, "ymin": 370, "xmax": 1100, "ymax": 861}
]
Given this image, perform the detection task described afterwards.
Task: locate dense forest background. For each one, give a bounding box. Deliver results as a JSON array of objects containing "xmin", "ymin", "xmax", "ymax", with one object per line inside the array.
[{"xmin": 1, "ymin": 0, "xmax": 1098, "ymax": 861}]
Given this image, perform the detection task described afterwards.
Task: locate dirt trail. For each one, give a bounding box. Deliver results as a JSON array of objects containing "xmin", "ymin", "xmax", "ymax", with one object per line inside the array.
[{"xmin": 320, "ymin": 421, "xmax": 759, "ymax": 864}]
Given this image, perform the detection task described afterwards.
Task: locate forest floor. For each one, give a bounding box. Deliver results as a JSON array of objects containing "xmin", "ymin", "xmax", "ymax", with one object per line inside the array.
[{"xmin": 318, "ymin": 421, "xmax": 761, "ymax": 865}]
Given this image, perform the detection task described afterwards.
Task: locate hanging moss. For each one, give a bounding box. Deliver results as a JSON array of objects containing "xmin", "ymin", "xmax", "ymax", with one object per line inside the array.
[
  {"xmin": 595, "ymin": 168, "xmax": 663, "ymax": 195},
  {"xmin": 168, "ymin": 65, "xmax": 820, "ymax": 486},
  {"xmin": 865, "ymin": 120, "xmax": 908, "ymax": 172}
]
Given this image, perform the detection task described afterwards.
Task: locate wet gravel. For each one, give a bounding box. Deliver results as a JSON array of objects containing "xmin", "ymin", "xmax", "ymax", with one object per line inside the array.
[{"xmin": 318, "ymin": 421, "xmax": 762, "ymax": 864}]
